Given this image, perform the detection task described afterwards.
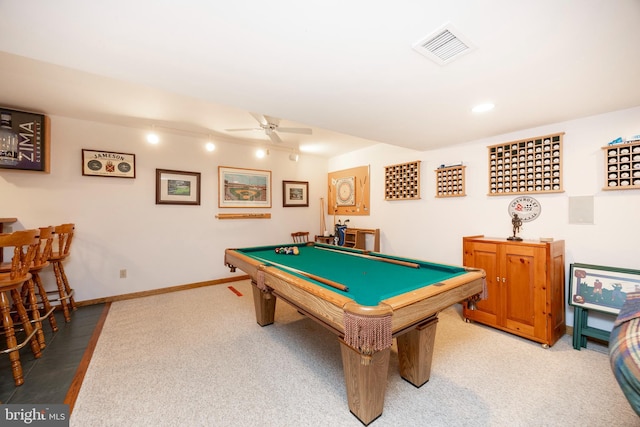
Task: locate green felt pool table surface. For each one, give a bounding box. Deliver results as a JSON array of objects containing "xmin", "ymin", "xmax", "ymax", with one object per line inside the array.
[{"xmin": 233, "ymin": 243, "xmax": 469, "ymax": 306}]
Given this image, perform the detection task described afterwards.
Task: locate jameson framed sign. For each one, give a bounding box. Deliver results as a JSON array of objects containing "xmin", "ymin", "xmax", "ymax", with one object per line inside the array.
[
  {"xmin": 82, "ymin": 149, "xmax": 136, "ymax": 178},
  {"xmin": 0, "ymin": 107, "xmax": 50, "ymax": 172}
]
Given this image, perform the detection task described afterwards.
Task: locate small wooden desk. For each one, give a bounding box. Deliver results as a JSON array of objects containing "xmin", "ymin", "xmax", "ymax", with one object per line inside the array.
[
  {"xmin": 314, "ymin": 235, "xmax": 333, "ymax": 244},
  {"xmin": 0, "ymin": 218, "xmax": 18, "ymax": 262}
]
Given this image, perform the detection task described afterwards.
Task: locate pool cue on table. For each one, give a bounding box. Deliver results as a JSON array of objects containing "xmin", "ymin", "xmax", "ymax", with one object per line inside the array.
[
  {"xmin": 253, "ymin": 256, "xmax": 349, "ymax": 292},
  {"xmin": 315, "ymin": 245, "xmax": 420, "ymax": 269}
]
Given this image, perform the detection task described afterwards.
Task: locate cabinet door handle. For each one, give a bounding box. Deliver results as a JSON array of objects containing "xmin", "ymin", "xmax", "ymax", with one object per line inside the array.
[{"xmin": 502, "ymin": 277, "xmax": 506, "ymax": 283}]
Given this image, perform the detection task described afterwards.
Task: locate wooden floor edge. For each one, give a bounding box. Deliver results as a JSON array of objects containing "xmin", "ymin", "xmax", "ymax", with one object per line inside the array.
[
  {"xmin": 75, "ymin": 275, "xmax": 250, "ymax": 307},
  {"xmin": 64, "ymin": 302, "xmax": 111, "ymax": 413}
]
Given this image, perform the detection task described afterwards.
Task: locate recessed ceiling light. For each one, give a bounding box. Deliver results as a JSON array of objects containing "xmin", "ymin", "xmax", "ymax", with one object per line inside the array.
[
  {"xmin": 472, "ymin": 103, "xmax": 495, "ymax": 113},
  {"xmin": 146, "ymin": 132, "xmax": 159, "ymax": 144}
]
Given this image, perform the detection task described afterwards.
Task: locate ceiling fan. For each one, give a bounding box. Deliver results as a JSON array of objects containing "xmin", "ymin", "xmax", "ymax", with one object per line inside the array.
[{"xmin": 225, "ymin": 113, "xmax": 312, "ymax": 144}]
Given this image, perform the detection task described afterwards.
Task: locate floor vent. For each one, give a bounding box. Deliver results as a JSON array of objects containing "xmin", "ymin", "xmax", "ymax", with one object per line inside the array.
[{"xmin": 413, "ymin": 23, "xmax": 475, "ymax": 65}]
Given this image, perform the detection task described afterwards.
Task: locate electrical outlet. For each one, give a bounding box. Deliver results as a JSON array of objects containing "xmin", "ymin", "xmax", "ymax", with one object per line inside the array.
[{"xmin": 119, "ymin": 269, "xmax": 127, "ymax": 279}]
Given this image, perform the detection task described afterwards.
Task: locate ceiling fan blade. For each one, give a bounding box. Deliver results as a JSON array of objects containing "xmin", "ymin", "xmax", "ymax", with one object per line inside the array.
[
  {"xmin": 250, "ymin": 112, "xmax": 269, "ymax": 126},
  {"xmin": 268, "ymin": 132, "xmax": 283, "ymax": 144},
  {"xmin": 277, "ymin": 127, "xmax": 313, "ymax": 135},
  {"xmin": 225, "ymin": 127, "xmax": 261, "ymax": 132},
  {"xmin": 263, "ymin": 114, "xmax": 281, "ymax": 126}
]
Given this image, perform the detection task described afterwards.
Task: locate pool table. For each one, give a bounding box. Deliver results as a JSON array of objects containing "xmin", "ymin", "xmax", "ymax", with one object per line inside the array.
[{"xmin": 224, "ymin": 243, "xmax": 485, "ymax": 425}]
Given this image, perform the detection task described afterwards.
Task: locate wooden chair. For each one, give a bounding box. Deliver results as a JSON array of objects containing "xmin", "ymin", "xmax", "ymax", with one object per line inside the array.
[
  {"xmin": 291, "ymin": 231, "xmax": 310, "ymax": 243},
  {"xmin": 1, "ymin": 226, "xmax": 57, "ymax": 349},
  {"xmin": 48, "ymin": 224, "xmax": 77, "ymax": 323},
  {"xmin": 0, "ymin": 229, "xmax": 43, "ymax": 386},
  {"xmin": 30, "ymin": 226, "xmax": 58, "ymax": 336}
]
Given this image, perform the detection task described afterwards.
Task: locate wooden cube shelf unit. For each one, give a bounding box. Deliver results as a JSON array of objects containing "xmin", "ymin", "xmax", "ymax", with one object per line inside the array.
[
  {"xmin": 384, "ymin": 161, "xmax": 420, "ymax": 201},
  {"xmin": 603, "ymin": 140, "xmax": 640, "ymax": 190},
  {"xmin": 435, "ymin": 165, "xmax": 466, "ymax": 198},
  {"xmin": 488, "ymin": 133, "xmax": 564, "ymax": 196}
]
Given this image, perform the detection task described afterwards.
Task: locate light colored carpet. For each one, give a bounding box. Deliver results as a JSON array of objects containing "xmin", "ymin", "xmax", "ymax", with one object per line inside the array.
[{"xmin": 71, "ymin": 280, "xmax": 638, "ymax": 427}]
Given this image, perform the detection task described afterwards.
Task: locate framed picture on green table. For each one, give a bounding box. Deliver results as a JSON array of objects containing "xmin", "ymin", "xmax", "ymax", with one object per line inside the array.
[
  {"xmin": 156, "ymin": 169, "xmax": 201, "ymax": 205},
  {"xmin": 569, "ymin": 263, "xmax": 640, "ymax": 315}
]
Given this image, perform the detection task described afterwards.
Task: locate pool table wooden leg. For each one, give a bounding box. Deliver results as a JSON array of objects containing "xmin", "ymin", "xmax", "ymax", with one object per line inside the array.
[
  {"xmin": 396, "ymin": 316, "xmax": 439, "ymax": 387},
  {"xmin": 251, "ymin": 280, "xmax": 276, "ymax": 326},
  {"xmin": 339, "ymin": 340, "xmax": 390, "ymax": 426}
]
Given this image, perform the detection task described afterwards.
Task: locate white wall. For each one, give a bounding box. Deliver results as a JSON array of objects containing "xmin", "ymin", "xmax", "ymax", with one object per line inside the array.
[
  {"xmin": 2, "ymin": 107, "xmax": 639, "ymax": 330},
  {"xmin": 329, "ymin": 106, "xmax": 640, "ymax": 329},
  {"xmin": 1, "ymin": 116, "xmax": 327, "ymax": 301}
]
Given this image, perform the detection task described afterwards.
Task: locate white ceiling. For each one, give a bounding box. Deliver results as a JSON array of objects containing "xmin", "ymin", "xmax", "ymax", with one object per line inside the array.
[{"xmin": 1, "ymin": 1, "xmax": 639, "ymax": 158}]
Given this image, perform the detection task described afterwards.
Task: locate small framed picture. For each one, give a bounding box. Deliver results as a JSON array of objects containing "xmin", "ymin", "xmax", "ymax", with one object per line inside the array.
[
  {"xmin": 283, "ymin": 180, "xmax": 309, "ymax": 207},
  {"xmin": 569, "ymin": 263, "xmax": 640, "ymax": 315},
  {"xmin": 82, "ymin": 149, "xmax": 136, "ymax": 178},
  {"xmin": 156, "ymin": 169, "xmax": 201, "ymax": 205}
]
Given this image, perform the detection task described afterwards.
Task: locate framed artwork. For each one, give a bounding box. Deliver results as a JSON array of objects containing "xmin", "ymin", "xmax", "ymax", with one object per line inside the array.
[
  {"xmin": 82, "ymin": 149, "xmax": 136, "ymax": 178},
  {"xmin": 334, "ymin": 176, "xmax": 355, "ymax": 206},
  {"xmin": 0, "ymin": 107, "xmax": 50, "ymax": 172},
  {"xmin": 218, "ymin": 166, "xmax": 271, "ymax": 208},
  {"xmin": 283, "ymin": 180, "xmax": 309, "ymax": 207},
  {"xmin": 569, "ymin": 263, "xmax": 640, "ymax": 315},
  {"xmin": 156, "ymin": 169, "xmax": 201, "ymax": 205},
  {"xmin": 327, "ymin": 165, "xmax": 370, "ymax": 216}
]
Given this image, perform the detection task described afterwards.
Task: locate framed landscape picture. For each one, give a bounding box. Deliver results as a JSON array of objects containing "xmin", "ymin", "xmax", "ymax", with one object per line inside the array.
[
  {"xmin": 569, "ymin": 263, "xmax": 640, "ymax": 315},
  {"xmin": 283, "ymin": 180, "xmax": 309, "ymax": 207},
  {"xmin": 156, "ymin": 169, "xmax": 201, "ymax": 205},
  {"xmin": 218, "ymin": 166, "xmax": 271, "ymax": 208}
]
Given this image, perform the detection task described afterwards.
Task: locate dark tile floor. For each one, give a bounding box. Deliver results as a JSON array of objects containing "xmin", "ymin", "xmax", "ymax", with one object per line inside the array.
[{"xmin": 0, "ymin": 304, "xmax": 105, "ymax": 404}]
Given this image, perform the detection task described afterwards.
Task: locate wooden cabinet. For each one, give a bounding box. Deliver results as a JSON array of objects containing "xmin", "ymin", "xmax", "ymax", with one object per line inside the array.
[{"xmin": 462, "ymin": 236, "xmax": 566, "ymax": 347}]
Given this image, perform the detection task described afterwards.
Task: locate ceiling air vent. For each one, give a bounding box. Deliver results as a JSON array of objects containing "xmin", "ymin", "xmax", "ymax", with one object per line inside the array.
[{"xmin": 412, "ymin": 23, "xmax": 475, "ymax": 65}]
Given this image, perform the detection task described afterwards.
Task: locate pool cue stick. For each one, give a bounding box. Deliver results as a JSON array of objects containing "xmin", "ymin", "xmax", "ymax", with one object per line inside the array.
[
  {"xmin": 253, "ymin": 255, "xmax": 349, "ymax": 292},
  {"xmin": 320, "ymin": 197, "xmax": 326, "ymax": 235},
  {"xmin": 315, "ymin": 245, "xmax": 420, "ymax": 269}
]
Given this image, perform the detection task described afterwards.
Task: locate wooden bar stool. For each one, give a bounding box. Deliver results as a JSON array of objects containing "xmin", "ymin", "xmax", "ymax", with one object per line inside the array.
[
  {"xmin": 0, "ymin": 229, "xmax": 42, "ymax": 386},
  {"xmin": 30, "ymin": 226, "xmax": 58, "ymax": 337},
  {"xmin": 48, "ymin": 224, "xmax": 77, "ymax": 322},
  {"xmin": 1, "ymin": 226, "xmax": 58, "ymax": 349}
]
